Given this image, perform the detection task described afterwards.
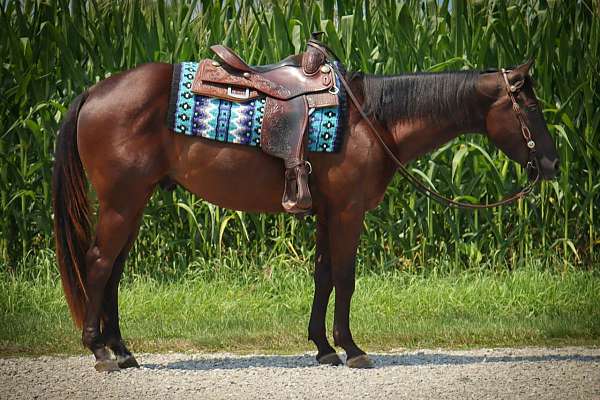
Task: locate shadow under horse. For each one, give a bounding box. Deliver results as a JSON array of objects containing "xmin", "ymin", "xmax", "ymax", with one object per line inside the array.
[{"xmin": 52, "ymin": 40, "xmax": 559, "ymax": 371}]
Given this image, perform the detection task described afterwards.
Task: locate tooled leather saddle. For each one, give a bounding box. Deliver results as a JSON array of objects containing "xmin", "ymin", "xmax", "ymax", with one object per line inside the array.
[{"xmin": 191, "ymin": 33, "xmax": 338, "ymax": 215}]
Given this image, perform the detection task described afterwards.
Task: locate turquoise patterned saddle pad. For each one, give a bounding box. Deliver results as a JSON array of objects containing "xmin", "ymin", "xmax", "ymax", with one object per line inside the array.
[{"xmin": 167, "ymin": 62, "xmax": 346, "ymax": 153}]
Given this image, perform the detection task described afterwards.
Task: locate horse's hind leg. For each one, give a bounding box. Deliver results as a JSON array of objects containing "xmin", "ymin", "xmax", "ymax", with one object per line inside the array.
[
  {"xmin": 82, "ymin": 189, "xmax": 150, "ymax": 372},
  {"xmin": 101, "ymin": 219, "xmax": 143, "ymax": 369}
]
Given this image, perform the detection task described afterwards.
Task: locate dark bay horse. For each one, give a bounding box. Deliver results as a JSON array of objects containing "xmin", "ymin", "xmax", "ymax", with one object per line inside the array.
[{"xmin": 52, "ymin": 59, "xmax": 559, "ymax": 371}]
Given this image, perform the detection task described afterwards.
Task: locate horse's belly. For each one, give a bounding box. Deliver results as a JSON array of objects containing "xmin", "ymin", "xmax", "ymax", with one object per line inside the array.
[{"xmin": 171, "ymin": 138, "xmax": 285, "ymax": 213}]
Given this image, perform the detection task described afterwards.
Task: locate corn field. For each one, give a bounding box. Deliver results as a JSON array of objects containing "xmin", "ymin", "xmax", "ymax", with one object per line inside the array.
[{"xmin": 1, "ymin": 0, "xmax": 598, "ymax": 279}]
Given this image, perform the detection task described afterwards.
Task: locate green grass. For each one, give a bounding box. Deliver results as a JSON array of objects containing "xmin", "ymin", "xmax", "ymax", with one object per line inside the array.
[{"xmin": 2, "ymin": 265, "xmax": 599, "ymax": 356}]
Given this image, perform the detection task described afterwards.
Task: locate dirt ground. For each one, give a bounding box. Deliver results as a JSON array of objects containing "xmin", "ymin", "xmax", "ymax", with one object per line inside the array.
[{"xmin": 1, "ymin": 347, "xmax": 599, "ymax": 399}]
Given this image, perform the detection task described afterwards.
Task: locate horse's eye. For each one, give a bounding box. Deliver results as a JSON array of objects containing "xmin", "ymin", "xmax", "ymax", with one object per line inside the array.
[
  {"xmin": 523, "ymin": 101, "xmax": 538, "ymax": 111},
  {"xmin": 530, "ymin": 77, "xmax": 537, "ymax": 87}
]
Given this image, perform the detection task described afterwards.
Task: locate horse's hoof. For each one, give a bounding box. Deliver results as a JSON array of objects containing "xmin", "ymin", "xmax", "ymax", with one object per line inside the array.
[
  {"xmin": 317, "ymin": 352, "xmax": 343, "ymax": 366},
  {"xmin": 117, "ymin": 354, "xmax": 140, "ymax": 369},
  {"xmin": 94, "ymin": 359, "xmax": 120, "ymax": 372},
  {"xmin": 346, "ymin": 354, "xmax": 374, "ymax": 369}
]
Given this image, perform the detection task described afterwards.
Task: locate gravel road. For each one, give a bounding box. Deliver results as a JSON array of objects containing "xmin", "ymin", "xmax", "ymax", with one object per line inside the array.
[{"xmin": 1, "ymin": 347, "xmax": 599, "ymax": 399}]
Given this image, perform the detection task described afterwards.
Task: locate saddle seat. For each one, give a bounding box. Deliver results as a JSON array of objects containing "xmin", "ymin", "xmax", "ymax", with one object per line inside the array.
[
  {"xmin": 210, "ymin": 45, "xmax": 302, "ymax": 73},
  {"xmin": 190, "ymin": 35, "xmax": 338, "ymax": 215}
]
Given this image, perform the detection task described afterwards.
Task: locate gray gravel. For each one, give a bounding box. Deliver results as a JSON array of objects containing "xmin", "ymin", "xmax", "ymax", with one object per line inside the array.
[{"xmin": 1, "ymin": 347, "xmax": 599, "ymax": 399}]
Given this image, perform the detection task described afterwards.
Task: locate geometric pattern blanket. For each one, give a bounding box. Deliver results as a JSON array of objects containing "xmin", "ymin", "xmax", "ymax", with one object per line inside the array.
[{"xmin": 166, "ymin": 62, "xmax": 346, "ymax": 153}]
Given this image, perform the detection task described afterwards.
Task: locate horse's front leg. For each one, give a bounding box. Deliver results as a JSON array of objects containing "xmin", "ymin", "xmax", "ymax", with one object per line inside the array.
[
  {"xmin": 307, "ymin": 214, "xmax": 343, "ymax": 366},
  {"xmin": 328, "ymin": 206, "xmax": 374, "ymax": 368}
]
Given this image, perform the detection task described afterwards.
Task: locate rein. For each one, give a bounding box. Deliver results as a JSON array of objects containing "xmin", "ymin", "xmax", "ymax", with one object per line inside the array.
[{"xmin": 310, "ymin": 40, "xmax": 539, "ymax": 209}]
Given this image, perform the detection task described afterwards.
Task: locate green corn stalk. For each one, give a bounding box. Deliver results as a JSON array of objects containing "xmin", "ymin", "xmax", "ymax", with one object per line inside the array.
[{"xmin": 0, "ymin": 0, "xmax": 598, "ymax": 279}]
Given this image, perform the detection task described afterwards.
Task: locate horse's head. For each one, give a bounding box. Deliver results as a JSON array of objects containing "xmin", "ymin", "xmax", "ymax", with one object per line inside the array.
[{"xmin": 483, "ymin": 60, "xmax": 559, "ymax": 180}]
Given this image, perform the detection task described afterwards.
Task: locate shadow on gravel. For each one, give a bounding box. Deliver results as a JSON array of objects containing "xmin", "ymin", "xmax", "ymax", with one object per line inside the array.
[
  {"xmin": 142, "ymin": 352, "xmax": 600, "ymax": 371},
  {"xmin": 372, "ymin": 353, "xmax": 600, "ymax": 367},
  {"xmin": 143, "ymin": 355, "xmax": 317, "ymax": 370}
]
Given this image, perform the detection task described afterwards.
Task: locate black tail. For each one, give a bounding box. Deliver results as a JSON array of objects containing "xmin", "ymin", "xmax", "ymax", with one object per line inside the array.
[{"xmin": 52, "ymin": 92, "xmax": 90, "ymax": 329}]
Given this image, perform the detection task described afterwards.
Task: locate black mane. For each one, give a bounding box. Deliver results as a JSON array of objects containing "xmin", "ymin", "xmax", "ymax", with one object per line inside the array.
[{"xmin": 359, "ymin": 70, "xmax": 482, "ymax": 127}]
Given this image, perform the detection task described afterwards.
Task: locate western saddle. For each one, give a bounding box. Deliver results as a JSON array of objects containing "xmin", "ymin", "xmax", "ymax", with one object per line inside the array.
[{"xmin": 191, "ymin": 34, "xmax": 338, "ymax": 215}]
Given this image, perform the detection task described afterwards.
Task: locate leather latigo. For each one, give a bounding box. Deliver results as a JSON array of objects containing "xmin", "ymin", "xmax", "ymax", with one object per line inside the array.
[{"xmin": 192, "ymin": 59, "xmax": 335, "ymax": 101}]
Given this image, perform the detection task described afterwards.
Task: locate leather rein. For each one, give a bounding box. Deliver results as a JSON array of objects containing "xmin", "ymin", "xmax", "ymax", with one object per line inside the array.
[{"xmin": 310, "ymin": 41, "xmax": 540, "ymax": 209}]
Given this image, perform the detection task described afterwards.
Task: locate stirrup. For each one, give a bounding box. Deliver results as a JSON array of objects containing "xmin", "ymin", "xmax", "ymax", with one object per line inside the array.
[{"xmin": 282, "ymin": 162, "xmax": 312, "ymax": 214}]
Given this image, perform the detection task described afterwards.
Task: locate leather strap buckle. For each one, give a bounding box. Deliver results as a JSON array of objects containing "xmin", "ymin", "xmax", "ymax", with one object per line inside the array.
[
  {"xmin": 305, "ymin": 161, "xmax": 312, "ymax": 175},
  {"xmin": 328, "ymin": 75, "xmax": 339, "ymax": 95},
  {"xmin": 227, "ymin": 87, "xmax": 250, "ymax": 99}
]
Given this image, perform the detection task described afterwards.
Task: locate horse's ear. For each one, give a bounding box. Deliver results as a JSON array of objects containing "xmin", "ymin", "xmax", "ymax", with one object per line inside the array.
[
  {"xmin": 508, "ymin": 59, "xmax": 534, "ymax": 84},
  {"xmin": 516, "ymin": 59, "xmax": 534, "ymax": 75}
]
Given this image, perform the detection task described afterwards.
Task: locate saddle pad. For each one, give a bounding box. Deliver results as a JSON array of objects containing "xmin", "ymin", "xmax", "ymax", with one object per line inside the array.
[{"xmin": 166, "ymin": 62, "xmax": 345, "ymax": 153}]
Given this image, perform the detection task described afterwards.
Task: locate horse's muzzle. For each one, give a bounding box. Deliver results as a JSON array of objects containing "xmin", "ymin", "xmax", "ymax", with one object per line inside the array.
[{"xmin": 537, "ymin": 155, "xmax": 560, "ymax": 180}]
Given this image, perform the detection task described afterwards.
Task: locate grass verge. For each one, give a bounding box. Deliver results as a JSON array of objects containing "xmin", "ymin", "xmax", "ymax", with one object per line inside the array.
[{"xmin": 1, "ymin": 267, "xmax": 599, "ymax": 356}]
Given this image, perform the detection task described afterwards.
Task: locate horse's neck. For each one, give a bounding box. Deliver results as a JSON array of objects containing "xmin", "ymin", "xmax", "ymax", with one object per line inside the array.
[
  {"xmin": 388, "ymin": 89, "xmax": 492, "ymax": 164},
  {"xmin": 388, "ymin": 118, "xmax": 477, "ymax": 164}
]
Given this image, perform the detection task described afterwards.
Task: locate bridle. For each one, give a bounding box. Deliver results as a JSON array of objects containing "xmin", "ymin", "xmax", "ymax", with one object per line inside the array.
[
  {"xmin": 500, "ymin": 68, "xmax": 539, "ymax": 180},
  {"xmin": 309, "ymin": 39, "xmax": 540, "ymax": 209}
]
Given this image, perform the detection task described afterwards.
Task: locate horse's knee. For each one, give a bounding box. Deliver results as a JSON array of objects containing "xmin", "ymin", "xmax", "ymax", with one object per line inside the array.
[
  {"xmin": 307, "ymin": 323, "xmax": 320, "ymax": 341},
  {"xmin": 313, "ymin": 266, "xmax": 333, "ymax": 288},
  {"xmin": 332, "ymin": 267, "xmax": 356, "ymax": 293}
]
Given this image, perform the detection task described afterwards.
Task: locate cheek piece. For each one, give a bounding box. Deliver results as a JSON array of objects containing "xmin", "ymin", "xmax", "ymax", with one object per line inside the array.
[{"xmin": 500, "ymin": 68, "xmax": 538, "ymax": 178}]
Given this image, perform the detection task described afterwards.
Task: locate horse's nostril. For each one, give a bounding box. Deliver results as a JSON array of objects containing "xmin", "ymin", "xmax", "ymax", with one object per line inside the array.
[{"xmin": 553, "ymin": 159, "xmax": 560, "ymax": 171}]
